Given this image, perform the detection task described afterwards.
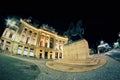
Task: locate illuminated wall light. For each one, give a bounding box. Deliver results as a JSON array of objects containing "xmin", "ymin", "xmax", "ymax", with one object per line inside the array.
[{"xmin": 6, "ymin": 18, "xmax": 16, "ymax": 27}]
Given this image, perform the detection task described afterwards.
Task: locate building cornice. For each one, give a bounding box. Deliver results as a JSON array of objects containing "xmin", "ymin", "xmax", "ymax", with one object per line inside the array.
[
  {"xmin": 20, "ymin": 19, "xmax": 38, "ymax": 31},
  {"xmin": 20, "ymin": 19, "xmax": 68, "ymax": 40}
]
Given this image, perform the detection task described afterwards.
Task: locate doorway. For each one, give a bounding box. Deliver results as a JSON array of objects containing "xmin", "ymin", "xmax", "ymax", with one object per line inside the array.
[
  {"xmin": 50, "ymin": 54, "xmax": 52, "ymax": 59},
  {"xmin": 40, "ymin": 53, "xmax": 42, "ymax": 59},
  {"xmin": 44, "ymin": 52, "xmax": 48, "ymax": 59},
  {"xmin": 59, "ymin": 53, "xmax": 62, "ymax": 58},
  {"xmin": 55, "ymin": 52, "xmax": 58, "ymax": 59}
]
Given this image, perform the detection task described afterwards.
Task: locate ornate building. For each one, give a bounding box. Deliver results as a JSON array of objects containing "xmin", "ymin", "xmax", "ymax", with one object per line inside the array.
[{"xmin": 1, "ymin": 18, "xmax": 68, "ymax": 59}]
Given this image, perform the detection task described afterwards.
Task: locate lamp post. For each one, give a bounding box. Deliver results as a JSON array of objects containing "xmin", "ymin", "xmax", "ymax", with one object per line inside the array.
[
  {"xmin": 97, "ymin": 40, "xmax": 104, "ymax": 56},
  {"xmin": 118, "ymin": 32, "xmax": 120, "ymax": 48}
]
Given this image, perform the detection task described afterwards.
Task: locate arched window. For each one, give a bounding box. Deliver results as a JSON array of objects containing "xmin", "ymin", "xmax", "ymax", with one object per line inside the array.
[
  {"xmin": 59, "ymin": 53, "xmax": 62, "ymax": 58},
  {"xmin": 40, "ymin": 41, "xmax": 43, "ymax": 47},
  {"xmin": 24, "ymin": 28, "xmax": 27, "ymax": 33},
  {"xmin": 29, "ymin": 31, "xmax": 32, "ymax": 35},
  {"xmin": 50, "ymin": 38, "xmax": 54, "ymax": 48},
  {"xmin": 45, "ymin": 43, "xmax": 48, "ymax": 48}
]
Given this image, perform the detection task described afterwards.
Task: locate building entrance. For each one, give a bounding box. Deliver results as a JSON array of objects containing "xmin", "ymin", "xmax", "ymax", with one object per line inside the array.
[
  {"xmin": 45, "ymin": 52, "xmax": 48, "ymax": 59},
  {"xmin": 55, "ymin": 52, "xmax": 58, "ymax": 59},
  {"xmin": 50, "ymin": 54, "xmax": 52, "ymax": 59},
  {"xmin": 40, "ymin": 53, "xmax": 42, "ymax": 59}
]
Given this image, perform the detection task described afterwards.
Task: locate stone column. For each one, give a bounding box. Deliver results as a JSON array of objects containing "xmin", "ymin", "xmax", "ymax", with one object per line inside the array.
[
  {"xmin": 27, "ymin": 47, "xmax": 30, "ymax": 57},
  {"xmin": 10, "ymin": 42, "xmax": 14, "ymax": 55},
  {"xmin": 36, "ymin": 32, "xmax": 40, "ymax": 47},
  {"xmin": 2, "ymin": 29, "xmax": 7, "ymax": 37},
  {"xmin": 2, "ymin": 40, "xmax": 6, "ymax": 51},
  {"xmin": 48, "ymin": 52, "xmax": 50, "ymax": 59},
  {"xmin": 42, "ymin": 50, "xmax": 45, "ymax": 59},
  {"xmin": 35, "ymin": 48, "xmax": 40, "ymax": 59},
  {"xmin": 57, "ymin": 52, "xmax": 59, "ymax": 59},
  {"xmin": 13, "ymin": 43, "xmax": 18, "ymax": 55},
  {"xmin": 21, "ymin": 46, "xmax": 25, "ymax": 56},
  {"xmin": 53, "ymin": 37, "xmax": 56, "ymax": 50},
  {"xmin": 52, "ymin": 51, "xmax": 55, "ymax": 59}
]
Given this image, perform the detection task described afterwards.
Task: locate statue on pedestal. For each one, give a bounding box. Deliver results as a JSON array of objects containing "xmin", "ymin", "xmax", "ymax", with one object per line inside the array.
[{"xmin": 63, "ymin": 20, "xmax": 84, "ymax": 43}]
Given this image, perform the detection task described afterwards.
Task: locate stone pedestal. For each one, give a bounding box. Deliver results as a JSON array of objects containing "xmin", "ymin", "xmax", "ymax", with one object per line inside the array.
[
  {"xmin": 63, "ymin": 39, "xmax": 89, "ymax": 61},
  {"xmin": 46, "ymin": 39, "xmax": 106, "ymax": 72}
]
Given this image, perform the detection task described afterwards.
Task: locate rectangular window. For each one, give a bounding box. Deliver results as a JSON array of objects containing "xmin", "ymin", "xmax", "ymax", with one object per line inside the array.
[
  {"xmin": 32, "ymin": 39, "xmax": 36, "ymax": 45},
  {"xmin": 50, "ymin": 42, "xmax": 53, "ymax": 48},
  {"xmin": 34, "ymin": 33, "xmax": 37, "ymax": 37},
  {"xmin": 6, "ymin": 31, "xmax": 10, "ymax": 38},
  {"xmin": 12, "ymin": 34, "xmax": 15, "ymax": 40},
  {"xmin": 21, "ymin": 35, "xmax": 25, "ymax": 42},
  {"xmin": 9, "ymin": 33, "xmax": 13, "ymax": 38},
  {"xmin": 30, "ymin": 48, "xmax": 34, "ymax": 57}
]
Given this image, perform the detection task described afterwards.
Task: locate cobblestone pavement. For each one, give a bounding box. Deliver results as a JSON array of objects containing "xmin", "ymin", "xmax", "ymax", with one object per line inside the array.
[{"xmin": 7, "ymin": 52, "xmax": 120, "ymax": 80}]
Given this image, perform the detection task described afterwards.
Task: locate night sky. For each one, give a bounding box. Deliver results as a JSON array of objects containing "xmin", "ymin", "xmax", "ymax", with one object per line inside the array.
[{"xmin": 0, "ymin": 2, "xmax": 119, "ymax": 49}]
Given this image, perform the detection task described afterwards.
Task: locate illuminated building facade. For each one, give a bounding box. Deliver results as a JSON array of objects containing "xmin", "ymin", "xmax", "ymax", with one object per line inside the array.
[{"xmin": 1, "ymin": 19, "xmax": 68, "ymax": 59}]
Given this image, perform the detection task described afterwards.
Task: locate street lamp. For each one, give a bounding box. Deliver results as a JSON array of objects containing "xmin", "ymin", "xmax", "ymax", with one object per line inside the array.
[
  {"xmin": 117, "ymin": 32, "xmax": 120, "ymax": 48},
  {"xmin": 100, "ymin": 40, "xmax": 104, "ymax": 45},
  {"xmin": 6, "ymin": 18, "xmax": 16, "ymax": 27},
  {"xmin": 97, "ymin": 40, "xmax": 104, "ymax": 55}
]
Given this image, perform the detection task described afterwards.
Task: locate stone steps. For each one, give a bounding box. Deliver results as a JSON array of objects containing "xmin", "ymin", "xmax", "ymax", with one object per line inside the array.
[{"xmin": 54, "ymin": 57, "xmax": 100, "ymax": 66}]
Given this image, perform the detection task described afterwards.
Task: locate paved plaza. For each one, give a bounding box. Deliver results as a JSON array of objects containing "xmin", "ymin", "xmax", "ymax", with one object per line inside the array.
[
  {"xmin": 35, "ymin": 55, "xmax": 120, "ymax": 80},
  {"xmin": 2, "ymin": 49, "xmax": 120, "ymax": 80},
  {"xmin": 46, "ymin": 56, "xmax": 106, "ymax": 72}
]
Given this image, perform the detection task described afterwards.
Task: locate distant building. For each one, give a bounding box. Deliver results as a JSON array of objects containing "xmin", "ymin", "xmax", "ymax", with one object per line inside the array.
[
  {"xmin": 113, "ymin": 42, "xmax": 119, "ymax": 48},
  {"xmin": 97, "ymin": 41, "xmax": 111, "ymax": 53},
  {"xmin": 1, "ymin": 19, "xmax": 68, "ymax": 59}
]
